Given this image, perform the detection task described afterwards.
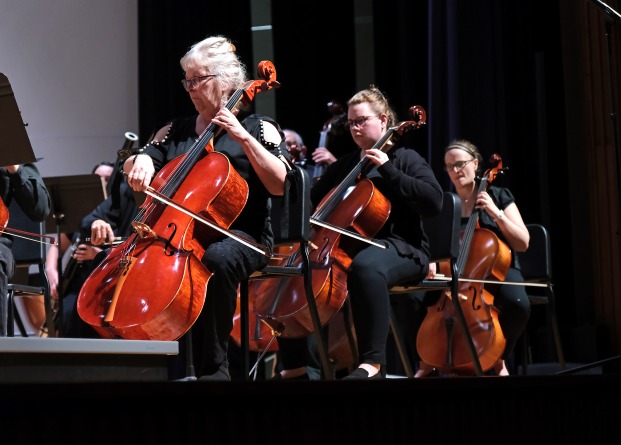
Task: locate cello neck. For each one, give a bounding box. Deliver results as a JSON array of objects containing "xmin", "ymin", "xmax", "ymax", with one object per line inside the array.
[{"xmin": 455, "ymin": 177, "xmax": 489, "ymax": 275}]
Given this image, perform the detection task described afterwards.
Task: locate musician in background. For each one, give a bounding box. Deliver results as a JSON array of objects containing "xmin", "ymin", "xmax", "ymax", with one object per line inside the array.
[
  {"xmin": 282, "ymin": 129, "xmax": 321, "ymax": 181},
  {"xmin": 417, "ymin": 139, "xmax": 531, "ymax": 377},
  {"xmin": 310, "ymin": 100, "xmax": 357, "ymax": 173},
  {"xmin": 45, "ymin": 160, "xmax": 121, "ymax": 337},
  {"xmin": 274, "ymin": 85, "xmax": 443, "ymax": 380},
  {"xmin": 123, "ymin": 35, "xmax": 289, "ymax": 381},
  {"xmin": 0, "ymin": 163, "xmax": 51, "ymax": 337}
]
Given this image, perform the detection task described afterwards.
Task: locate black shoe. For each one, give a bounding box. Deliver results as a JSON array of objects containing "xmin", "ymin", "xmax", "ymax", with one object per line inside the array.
[
  {"xmin": 197, "ymin": 364, "xmax": 231, "ymax": 381},
  {"xmin": 342, "ymin": 368, "xmax": 383, "ymax": 380},
  {"xmin": 271, "ymin": 373, "xmax": 310, "ymax": 381}
]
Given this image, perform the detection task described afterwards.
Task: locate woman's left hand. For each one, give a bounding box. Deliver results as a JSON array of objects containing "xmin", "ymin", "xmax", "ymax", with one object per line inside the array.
[
  {"xmin": 213, "ymin": 107, "xmax": 248, "ymax": 142},
  {"xmin": 476, "ymin": 191, "xmax": 501, "ymax": 218},
  {"xmin": 365, "ymin": 148, "xmax": 388, "ymax": 166}
]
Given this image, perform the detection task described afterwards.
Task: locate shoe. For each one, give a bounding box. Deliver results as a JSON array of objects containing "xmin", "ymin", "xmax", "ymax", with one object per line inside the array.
[
  {"xmin": 271, "ymin": 373, "xmax": 310, "ymax": 381},
  {"xmin": 414, "ymin": 362, "xmax": 436, "ymax": 378},
  {"xmin": 493, "ymin": 359, "xmax": 509, "ymax": 376},
  {"xmin": 342, "ymin": 367, "xmax": 383, "ymax": 380},
  {"xmin": 197, "ymin": 364, "xmax": 231, "ymax": 381}
]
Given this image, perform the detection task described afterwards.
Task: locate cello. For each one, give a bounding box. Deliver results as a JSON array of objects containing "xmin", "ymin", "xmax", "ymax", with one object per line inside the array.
[
  {"xmin": 77, "ymin": 61, "xmax": 279, "ymax": 341},
  {"xmin": 416, "ymin": 154, "xmax": 509, "ymax": 375},
  {"xmin": 230, "ymin": 244, "xmax": 358, "ymax": 373},
  {"xmin": 253, "ymin": 106, "xmax": 427, "ymax": 338}
]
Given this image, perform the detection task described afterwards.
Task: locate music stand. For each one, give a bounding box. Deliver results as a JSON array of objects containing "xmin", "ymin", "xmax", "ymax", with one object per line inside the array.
[
  {"xmin": 0, "ymin": 73, "xmax": 37, "ymax": 165},
  {"xmin": 43, "ymin": 174, "xmax": 106, "ymax": 334}
]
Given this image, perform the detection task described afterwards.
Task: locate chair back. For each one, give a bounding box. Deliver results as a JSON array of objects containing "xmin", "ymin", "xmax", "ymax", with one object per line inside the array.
[
  {"xmin": 517, "ymin": 223, "xmax": 552, "ymax": 283},
  {"xmin": 4, "ymin": 200, "xmax": 50, "ymax": 337},
  {"xmin": 6, "ymin": 199, "xmax": 47, "ymax": 267},
  {"xmin": 270, "ymin": 164, "xmax": 312, "ymax": 245},
  {"xmin": 423, "ymin": 191, "xmax": 462, "ymax": 263}
]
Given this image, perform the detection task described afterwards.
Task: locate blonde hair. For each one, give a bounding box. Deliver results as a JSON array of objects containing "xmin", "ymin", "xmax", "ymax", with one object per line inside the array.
[
  {"xmin": 180, "ymin": 35, "xmax": 247, "ymax": 105},
  {"xmin": 444, "ymin": 139, "xmax": 483, "ymax": 163},
  {"xmin": 347, "ymin": 85, "xmax": 397, "ymax": 127}
]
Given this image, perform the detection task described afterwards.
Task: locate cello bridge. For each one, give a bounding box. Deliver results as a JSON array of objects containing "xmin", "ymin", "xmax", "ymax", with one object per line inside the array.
[{"xmin": 131, "ymin": 222, "xmax": 157, "ymax": 239}]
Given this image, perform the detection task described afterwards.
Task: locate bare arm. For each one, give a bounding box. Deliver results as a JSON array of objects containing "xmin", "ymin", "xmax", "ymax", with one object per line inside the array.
[{"xmin": 212, "ymin": 108, "xmax": 287, "ymax": 195}]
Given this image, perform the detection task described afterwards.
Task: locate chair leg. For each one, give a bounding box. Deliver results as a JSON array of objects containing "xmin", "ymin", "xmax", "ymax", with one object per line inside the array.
[
  {"xmin": 546, "ymin": 288, "xmax": 566, "ymax": 371},
  {"xmin": 389, "ymin": 306, "xmax": 414, "ymax": 378},
  {"xmin": 520, "ymin": 329, "xmax": 529, "ymax": 375},
  {"xmin": 300, "ymin": 243, "xmax": 334, "ymax": 380},
  {"xmin": 341, "ymin": 298, "xmax": 359, "ymax": 368},
  {"xmin": 239, "ymin": 279, "xmax": 250, "ymax": 381},
  {"xmin": 13, "ymin": 302, "xmax": 28, "ymax": 337},
  {"xmin": 2, "ymin": 289, "xmax": 11, "ymax": 337}
]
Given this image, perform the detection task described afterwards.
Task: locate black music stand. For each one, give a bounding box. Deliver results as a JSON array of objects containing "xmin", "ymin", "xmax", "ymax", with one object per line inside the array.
[
  {"xmin": 0, "ymin": 73, "xmax": 46, "ymax": 336},
  {"xmin": 43, "ymin": 174, "xmax": 106, "ymax": 334},
  {"xmin": 0, "ymin": 73, "xmax": 37, "ymax": 165}
]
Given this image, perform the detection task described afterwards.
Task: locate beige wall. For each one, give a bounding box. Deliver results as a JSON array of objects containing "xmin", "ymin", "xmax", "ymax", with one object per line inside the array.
[{"xmin": 0, "ymin": 0, "xmax": 138, "ymax": 178}]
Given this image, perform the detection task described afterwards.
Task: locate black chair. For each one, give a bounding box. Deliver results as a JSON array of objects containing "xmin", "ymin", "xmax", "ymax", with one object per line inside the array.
[
  {"xmin": 387, "ymin": 191, "xmax": 487, "ymax": 377},
  {"xmin": 516, "ymin": 223, "xmax": 566, "ymax": 374},
  {"xmin": 239, "ymin": 164, "xmax": 336, "ymax": 380},
  {"xmin": 3, "ymin": 200, "xmax": 54, "ymax": 337}
]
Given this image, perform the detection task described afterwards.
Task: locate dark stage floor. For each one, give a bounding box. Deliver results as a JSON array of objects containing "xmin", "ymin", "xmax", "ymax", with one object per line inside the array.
[
  {"xmin": 1, "ymin": 338, "xmax": 619, "ymax": 444},
  {"xmin": 2, "ymin": 373, "xmax": 620, "ymax": 444}
]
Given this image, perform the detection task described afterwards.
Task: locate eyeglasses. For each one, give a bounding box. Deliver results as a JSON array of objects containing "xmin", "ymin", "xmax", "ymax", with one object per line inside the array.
[
  {"xmin": 444, "ymin": 158, "xmax": 475, "ymax": 171},
  {"xmin": 345, "ymin": 115, "xmax": 378, "ymax": 130},
  {"xmin": 181, "ymin": 74, "xmax": 216, "ymax": 91}
]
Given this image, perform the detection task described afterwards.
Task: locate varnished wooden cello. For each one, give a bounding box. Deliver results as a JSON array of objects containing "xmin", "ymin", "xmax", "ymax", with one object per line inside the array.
[
  {"xmin": 416, "ymin": 154, "xmax": 509, "ymax": 375},
  {"xmin": 77, "ymin": 61, "xmax": 279, "ymax": 341},
  {"xmin": 252, "ymin": 106, "xmax": 427, "ymax": 339}
]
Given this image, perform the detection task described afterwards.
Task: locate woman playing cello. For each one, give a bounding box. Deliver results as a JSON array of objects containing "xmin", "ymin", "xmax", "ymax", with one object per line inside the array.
[
  {"xmin": 1, "ymin": 163, "xmax": 51, "ymax": 337},
  {"xmin": 122, "ymin": 35, "xmax": 289, "ymax": 381},
  {"xmin": 417, "ymin": 139, "xmax": 531, "ymax": 377},
  {"xmin": 273, "ymin": 85, "xmax": 443, "ymax": 380}
]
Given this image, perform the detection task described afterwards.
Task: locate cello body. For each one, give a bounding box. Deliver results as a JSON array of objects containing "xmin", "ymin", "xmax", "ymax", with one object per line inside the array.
[
  {"xmin": 252, "ymin": 178, "xmax": 390, "ymax": 338},
  {"xmin": 417, "ymin": 228, "xmax": 509, "ymax": 374},
  {"xmin": 77, "ymin": 149, "xmax": 248, "ymax": 340},
  {"xmin": 0, "ymin": 197, "xmax": 8, "ymax": 230}
]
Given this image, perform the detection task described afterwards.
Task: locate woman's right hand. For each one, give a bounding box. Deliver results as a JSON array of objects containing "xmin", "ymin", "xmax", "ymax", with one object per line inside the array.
[
  {"xmin": 312, "ymin": 147, "xmax": 336, "ymax": 166},
  {"xmin": 125, "ymin": 154, "xmax": 155, "ymax": 192}
]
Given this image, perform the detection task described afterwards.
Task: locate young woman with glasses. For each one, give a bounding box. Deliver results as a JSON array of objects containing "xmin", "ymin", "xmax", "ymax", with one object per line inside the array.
[
  {"xmin": 416, "ymin": 139, "xmax": 531, "ymax": 377},
  {"xmin": 273, "ymin": 85, "xmax": 443, "ymax": 380}
]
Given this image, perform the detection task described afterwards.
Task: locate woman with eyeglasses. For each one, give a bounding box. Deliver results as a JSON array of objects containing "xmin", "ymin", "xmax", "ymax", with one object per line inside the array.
[
  {"xmin": 119, "ymin": 35, "xmax": 289, "ymax": 381},
  {"xmin": 273, "ymin": 85, "xmax": 443, "ymax": 380},
  {"xmin": 416, "ymin": 139, "xmax": 531, "ymax": 377}
]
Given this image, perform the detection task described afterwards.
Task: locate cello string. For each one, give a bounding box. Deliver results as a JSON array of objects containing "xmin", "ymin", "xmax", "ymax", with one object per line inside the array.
[
  {"xmin": 310, "ymin": 218, "xmax": 386, "ymax": 248},
  {"xmin": 426, "ymin": 275, "xmax": 548, "ymax": 288}
]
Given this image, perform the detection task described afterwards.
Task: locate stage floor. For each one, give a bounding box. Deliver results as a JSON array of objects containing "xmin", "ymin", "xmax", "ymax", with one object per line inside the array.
[
  {"xmin": 1, "ymin": 373, "xmax": 620, "ymax": 444},
  {"xmin": 1, "ymin": 338, "xmax": 619, "ymax": 444}
]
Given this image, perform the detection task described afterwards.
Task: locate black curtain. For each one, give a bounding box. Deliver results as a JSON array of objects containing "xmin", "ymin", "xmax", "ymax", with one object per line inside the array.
[{"xmin": 137, "ymin": 0, "xmax": 580, "ymax": 335}]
